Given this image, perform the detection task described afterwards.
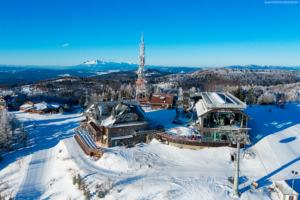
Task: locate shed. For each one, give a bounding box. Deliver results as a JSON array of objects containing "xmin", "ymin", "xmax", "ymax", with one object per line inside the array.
[{"xmin": 274, "ymin": 180, "xmax": 299, "ymax": 200}]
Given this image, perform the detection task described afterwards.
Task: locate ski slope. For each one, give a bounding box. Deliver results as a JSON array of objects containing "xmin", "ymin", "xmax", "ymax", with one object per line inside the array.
[{"xmin": 1, "ymin": 104, "xmax": 300, "ymax": 199}]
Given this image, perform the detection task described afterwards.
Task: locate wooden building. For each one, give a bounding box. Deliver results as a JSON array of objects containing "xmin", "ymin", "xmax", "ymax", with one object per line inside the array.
[
  {"xmin": 20, "ymin": 102, "xmax": 63, "ymax": 114},
  {"xmin": 195, "ymin": 92, "xmax": 252, "ymax": 145},
  {"xmin": 2, "ymin": 94, "xmax": 26, "ymax": 111},
  {"xmin": 150, "ymin": 93, "xmax": 174, "ymax": 110},
  {"xmin": 80, "ymin": 99, "xmax": 149, "ymax": 148},
  {"xmin": 183, "ymin": 92, "xmax": 190, "ymax": 112}
]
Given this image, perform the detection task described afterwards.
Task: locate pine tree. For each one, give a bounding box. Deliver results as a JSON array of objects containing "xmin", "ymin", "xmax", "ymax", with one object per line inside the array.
[
  {"xmin": 72, "ymin": 175, "xmax": 77, "ymax": 185},
  {"xmin": 79, "ymin": 96, "xmax": 83, "ymax": 106},
  {"xmin": 19, "ymin": 122, "xmax": 28, "ymax": 147},
  {"xmin": 236, "ymin": 84, "xmax": 244, "ymax": 101},
  {"xmin": 77, "ymin": 173, "xmax": 82, "ymax": 190},
  {"xmin": 97, "ymin": 191, "xmax": 104, "ymax": 198},
  {"xmin": 245, "ymin": 87, "xmax": 256, "ymax": 105},
  {"xmin": 59, "ymin": 107, "xmax": 64, "ymax": 114},
  {"xmin": 84, "ymin": 189, "xmax": 91, "ymax": 200},
  {"xmin": 81, "ymin": 180, "xmax": 86, "ymax": 191},
  {"xmin": 84, "ymin": 96, "xmax": 89, "ymax": 107},
  {"xmin": 106, "ymin": 90, "xmax": 112, "ymax": 99}
]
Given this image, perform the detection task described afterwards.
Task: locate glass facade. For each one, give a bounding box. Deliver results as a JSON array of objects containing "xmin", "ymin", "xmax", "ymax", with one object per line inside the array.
[
  {"xmin": 202, "ymin": 132, "xmax": 231, "ymax": 142},
  {"xmin": 203, "ymin": 112, "xmax": 246, "ymax": 128}
]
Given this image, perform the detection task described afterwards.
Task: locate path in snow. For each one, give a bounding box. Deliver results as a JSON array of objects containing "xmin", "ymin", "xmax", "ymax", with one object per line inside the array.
[
  {"xmin": 15, "ymin": 148, "xmax": 55, "ymax": 199},
  {"xmin": 11, "ymin": 112, "xmax": 84, "ymax": 200}
]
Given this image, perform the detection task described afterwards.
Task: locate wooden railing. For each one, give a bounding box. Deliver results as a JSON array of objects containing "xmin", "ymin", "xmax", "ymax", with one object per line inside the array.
[
  {"xmin": 74, "ymin": 127, "xmax": 103, "ymax": 156},
  {"xmin": 79, "ymin": 120, "xmax": 87, "ymax": 126}
]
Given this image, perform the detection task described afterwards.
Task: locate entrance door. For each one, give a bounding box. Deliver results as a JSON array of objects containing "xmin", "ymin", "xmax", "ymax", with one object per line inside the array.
[{"xmin": 115, "ymin": 141, "xmax": 117, "ymax": 146}]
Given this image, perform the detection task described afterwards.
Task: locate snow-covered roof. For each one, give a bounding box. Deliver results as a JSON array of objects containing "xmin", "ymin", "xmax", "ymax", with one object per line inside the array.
[
  {"xmin": 101, "ymin": 116, "xmax": 116, "ymax": 127},
  {"xmin": 20, "ymin": 104, "xmax": 33, "ymax": 109},
  {"xmin": 49, "ymin": 103, "xmax": 64, "ymax": 108},
  {"xmin": 109, "ymin": 121, "xmax": 148, "ymax": 128},
  {"xmin": 199, "ymin": 92, "xmax": 247, "ymax": 110},
  {"xmin": 195, "ymin": 99, "xmax": 210, "ymax": 117},
  {"xmin": 274, "ymin": 180, "xmax": 299, "ymax": 195},
  {"xmin": 32, "ymin": 102, "xmax": 57, "ymax": 111}
]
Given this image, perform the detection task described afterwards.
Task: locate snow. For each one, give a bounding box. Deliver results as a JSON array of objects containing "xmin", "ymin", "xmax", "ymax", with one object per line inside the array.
[
  {"xmin": 167, "ymin": 126, "xmax": 197, "ymax": 137},
  {"xmin": 3, "ymin": 103, "xmax": 300, "ymax": 199},
  {"xmin": 274, "ymin": 180, "xmax": 299, "ymax": 195},
  {"xmin": 108, "ymin": 70, "xmax": 120, "ymax": 73},
  {"xmin": 21, "ymin": 85, "xmax": 32, "ymax": 94},
  {"xmin": 83, "ymin": 60, "xmax": 98, "ymax": 65},
  {"xmin": 210, "ymin": 92, "xmax": 226, "ymax": 104},
  {"xmin": 20, "ymin": 104, "xmax": 33, "ymax": 109},
  {"xmin": 57, "ymin": 74, "xmax": 70, "ymax": 77},
  {"xmin": 96, "ymin": 72, "xmax": 108, "ymax": 75},
  {"xmin": 77, "ymin": 128, "xmax": 101, "ymax": 149},
  {"xmin": 153, "ymin": 82, "xmax": 174, "ymax": 89},
  {"xmin": 102, "ymin": 115, "xmax": 116, "ymax": 126},
  {"xmin": 195, "ymin": 99, "xmax": 209, "ymax": 116}
]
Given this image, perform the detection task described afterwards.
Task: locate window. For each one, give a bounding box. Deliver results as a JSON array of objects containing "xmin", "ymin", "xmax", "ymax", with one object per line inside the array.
[{"xmin": 289, "ymin": 196, "xmax": 294, "ymax": 200}]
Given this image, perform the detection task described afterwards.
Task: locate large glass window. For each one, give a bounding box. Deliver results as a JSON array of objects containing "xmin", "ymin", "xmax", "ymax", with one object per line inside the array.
[
  {"xmin": 204, "ymin": 112, "xmax": 246, "ymax": 128},
  {"xmin": 202, "ymin": 132, "xmax": 231, "ymax": 142}
]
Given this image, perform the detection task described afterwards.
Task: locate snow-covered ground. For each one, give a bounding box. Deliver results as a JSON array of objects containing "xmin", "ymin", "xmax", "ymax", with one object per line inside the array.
[{"xmin": 1, "ymin": 104, "xmax": 300, "ymax": 199}]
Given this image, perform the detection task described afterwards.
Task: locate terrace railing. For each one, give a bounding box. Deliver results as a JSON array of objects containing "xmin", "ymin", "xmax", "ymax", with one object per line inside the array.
[{"xmin": 74, "ymin": 127, "xmax": 103, "ymax": 156}]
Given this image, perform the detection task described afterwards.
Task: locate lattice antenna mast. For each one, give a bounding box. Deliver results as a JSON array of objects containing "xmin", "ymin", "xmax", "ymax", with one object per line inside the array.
[{"xmin": 138, "ymin": 32, "xmax": 145, "ymax": 76}]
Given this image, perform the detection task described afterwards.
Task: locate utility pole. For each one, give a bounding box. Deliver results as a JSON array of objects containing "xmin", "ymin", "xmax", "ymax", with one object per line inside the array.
[
  {"xmin": 228, "ymin": 134, "xmax": 251, "ymax": 197},
  {"xmin": 292, "ymin": 170, "xmax": 298, "ymax": 196},
  {"xmin": 233, "ymin": 141, "xmax": 240, "ymax": 196}
]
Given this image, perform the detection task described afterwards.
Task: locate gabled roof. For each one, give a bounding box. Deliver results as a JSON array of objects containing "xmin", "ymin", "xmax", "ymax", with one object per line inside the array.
[
  {"xmin": 84, "ymin": 100, "xmax": 148, "ymax": 128},
  {"xmin": 198, "ymin": 92, "xmax": 247, "ymax": 110},
  {"xmin": 274, "ymin": 180, "xmax": 299, "ymax": 195},
  {"xmin": 150, "ymin": 93, "xmax": 173, "ymax": 105}
]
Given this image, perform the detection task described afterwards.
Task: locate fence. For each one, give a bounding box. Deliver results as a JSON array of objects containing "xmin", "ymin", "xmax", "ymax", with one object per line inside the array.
[{"xmin": 157, "ymin": 132, "xmax": 244, "ymax": 149}]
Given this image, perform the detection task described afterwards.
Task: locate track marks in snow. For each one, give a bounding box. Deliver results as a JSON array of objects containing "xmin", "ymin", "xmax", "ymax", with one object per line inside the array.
[{"xmin": 15, "ymin": 148, "xmax": 55, "ymax": 200}]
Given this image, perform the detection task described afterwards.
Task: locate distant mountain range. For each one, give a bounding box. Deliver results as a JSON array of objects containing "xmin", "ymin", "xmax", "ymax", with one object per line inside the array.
[
  {"xmin": 0, "ymin": 61, "xmax": 299, "ymax": 85},
  {"xmin": 226, "ymin": 64, "xmax": 300, "ymax": 71}
]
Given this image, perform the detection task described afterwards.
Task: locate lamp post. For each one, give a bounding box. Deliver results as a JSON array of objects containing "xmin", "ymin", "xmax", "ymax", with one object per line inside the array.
[
  {"xmin": 292, "ymin": 170, "xmax": 298, "ymax": 196},
  {"xmin": 228, "ymin": 134, "xmax": 251, "ymax": 196}
]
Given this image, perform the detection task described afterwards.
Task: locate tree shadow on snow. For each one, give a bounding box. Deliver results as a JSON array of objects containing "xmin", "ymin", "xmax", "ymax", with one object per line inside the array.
[
  {"xmin": 279, "ymin": 136, "xmax": 297, "ymax": 143},
  {"xmin": 245, "ymin": 104, "xmax": 300, "ymax": 145},
  {"xmin": 0, "ymin": 114, "xmax": 84, "ymax": 172}
]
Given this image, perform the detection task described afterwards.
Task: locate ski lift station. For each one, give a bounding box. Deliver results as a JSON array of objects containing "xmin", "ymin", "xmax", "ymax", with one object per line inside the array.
[{"xmin": 195, "ymin": 92, "xmax": 252, "ymax": 147}]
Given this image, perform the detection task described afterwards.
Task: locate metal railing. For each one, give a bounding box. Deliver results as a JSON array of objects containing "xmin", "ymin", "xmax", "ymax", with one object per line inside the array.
[
  {"xmin": 74, "ymin": 127, "xmax": 103, "ymax": 155},
  {"xmin": 158, "ymin": 132, "xmax": 202, "ymax": 143}
]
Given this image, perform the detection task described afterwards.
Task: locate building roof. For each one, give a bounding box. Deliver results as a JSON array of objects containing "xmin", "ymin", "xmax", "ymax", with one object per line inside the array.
[
  {"xmin": 198, "ymin": 92, "xmax": 247, "ymax": 110},
  {"xmin": 150, "ymin": 93, "xmax": 174, "ymax": 105},
  {"xmin": 83, "ymin": 100, "xmax": 148, "ymax": 128},
  {"xmin": 274, "ymin": 180, "xmax": 299, "ymax": 195},
  {"xmin": 195, "ymin": 99, "xmax": 211, "ymax": 117}
]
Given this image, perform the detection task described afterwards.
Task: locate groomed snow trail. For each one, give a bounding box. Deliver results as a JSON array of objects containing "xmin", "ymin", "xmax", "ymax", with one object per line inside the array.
[
  {"xmin": 7, "ymin": 105, "xmax": 300, "ymax": 199},
  {"xmin": 15, "ymin": 148, "xmax": 55, "ymax": 199}
]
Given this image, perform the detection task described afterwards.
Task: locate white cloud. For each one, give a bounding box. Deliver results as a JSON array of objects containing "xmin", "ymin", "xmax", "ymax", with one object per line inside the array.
[{"xmin": 62, "ymin": 44, "xmax": 69, "ymax": 47}]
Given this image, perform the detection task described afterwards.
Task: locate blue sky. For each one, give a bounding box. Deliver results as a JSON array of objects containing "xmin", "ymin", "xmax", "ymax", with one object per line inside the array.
[{"xmin": 0, "ymin": 0, "xmax": 299, "ymax": 67}]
